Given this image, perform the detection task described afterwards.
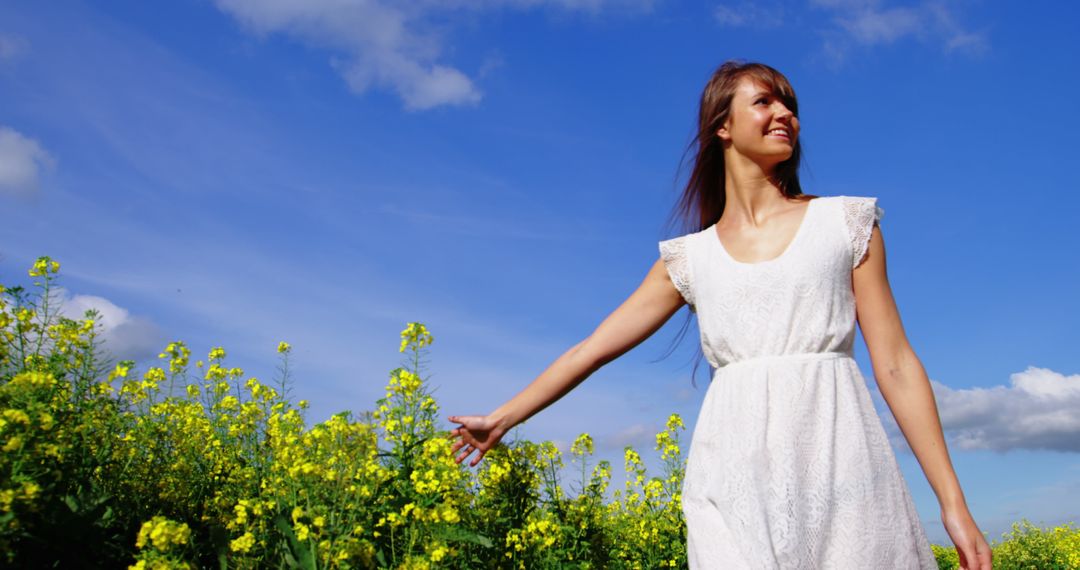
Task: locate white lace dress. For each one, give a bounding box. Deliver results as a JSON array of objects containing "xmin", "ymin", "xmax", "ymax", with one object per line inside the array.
[{"xmin": 659, "ymin": 195, "xmax": 938, "ymax": 569}]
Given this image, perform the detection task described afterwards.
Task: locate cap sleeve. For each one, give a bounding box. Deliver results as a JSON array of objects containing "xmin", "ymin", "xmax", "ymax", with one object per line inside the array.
[
  {"xmin": 658, "ymin": 235, "xmax": 696, "ymax": 312},
  {"xmin": 843, "ymin": 196, "xmax": 884, "ymax": 270}
]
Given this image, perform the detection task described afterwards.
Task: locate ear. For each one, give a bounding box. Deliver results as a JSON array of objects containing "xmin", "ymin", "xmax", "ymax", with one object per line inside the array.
[{"xmin": 715, "ymin": 119, "xmax": 731, "ymax": 142}]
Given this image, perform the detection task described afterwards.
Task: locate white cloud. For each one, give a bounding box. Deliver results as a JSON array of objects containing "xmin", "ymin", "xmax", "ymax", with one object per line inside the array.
[
  {"xmin": 53, "ymin": 286, "xmax": 166, "ymax": 363},
  {"xmin": 806, "ymin": 0, "xmax": 988, "ymax": 66},
  {"xmin": 212, "ymin": 0, "xmax": 654, "ymax": 111},
  {"xmin": 0, "ymin": 126, "xmax": 54, "ymax": 197},
  {"xmin": 713, "ymin": 1, "xmax": 788, "ymax": 28},
  {"xmin": 877, "ymin": 366, "xmax": 1080, "ymax": 454},
  {"xmin": 213, "ymin": 0, "xmax": 480, "ymax": 111},
  {"xmin": 834, "ymin": 5, "xmax": 922, "ymax": 45}
]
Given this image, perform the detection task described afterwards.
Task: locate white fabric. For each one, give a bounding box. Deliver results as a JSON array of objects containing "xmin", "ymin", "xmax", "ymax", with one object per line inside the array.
[{"xmin": 658, "ymin": 195, "xmax": 937, "ymax": 569}]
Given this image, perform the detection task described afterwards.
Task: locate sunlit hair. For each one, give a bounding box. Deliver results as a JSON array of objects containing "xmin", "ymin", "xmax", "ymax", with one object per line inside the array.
[
  {"xmin": 670, "ymin": 59, "xmax": 804, "ymax": 233},
  {"xmin": 657, "ymin": 60, "xmax": 806, "ymax": 387}
]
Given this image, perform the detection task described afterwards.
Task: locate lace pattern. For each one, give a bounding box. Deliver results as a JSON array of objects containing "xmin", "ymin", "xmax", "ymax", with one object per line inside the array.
[
  {"xmin": 676, "ymin": 196, "xmax": 937, "ymax": 569},
  {"xmin": 659, "ymin": 235, "xmax": 696, "ymax": 311},
  {"xmin": 844, "ymin": 196, "xmax": 884, "ymax": 270}
]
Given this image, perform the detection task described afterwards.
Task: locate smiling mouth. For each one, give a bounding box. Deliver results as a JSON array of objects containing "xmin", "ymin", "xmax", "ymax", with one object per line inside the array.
[{"xmin": 767, "ymin": 129, "xmax": 792, "ymax": 141}]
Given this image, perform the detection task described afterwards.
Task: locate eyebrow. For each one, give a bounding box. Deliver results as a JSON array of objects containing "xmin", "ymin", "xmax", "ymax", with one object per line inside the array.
[{"xmin": 752, "ymin": 91, "xmax": 773, "ymax": 98}]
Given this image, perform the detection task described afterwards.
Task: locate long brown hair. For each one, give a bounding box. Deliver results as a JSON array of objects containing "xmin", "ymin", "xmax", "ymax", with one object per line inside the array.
[{"xmin": 656, "ymin": 60, "xmax": 808, "ymax": 388}]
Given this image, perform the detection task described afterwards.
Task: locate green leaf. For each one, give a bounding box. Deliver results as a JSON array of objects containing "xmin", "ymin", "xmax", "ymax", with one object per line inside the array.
[
  {"xmin": 432, "ymin": 524, "xmax": 493, "ymax": 549},
  {"xmin": 273, "ymin": 512, "xmax": 316, "ymax": 570}
]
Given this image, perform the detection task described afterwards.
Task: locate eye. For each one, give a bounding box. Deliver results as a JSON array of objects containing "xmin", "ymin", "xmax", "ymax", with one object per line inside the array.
[{"xmin": 755, "ymin": 97, "xmax": 768, "ymax": 105}]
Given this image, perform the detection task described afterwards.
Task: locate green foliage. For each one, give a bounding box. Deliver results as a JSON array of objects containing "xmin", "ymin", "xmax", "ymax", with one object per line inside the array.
[{"xmin": 0, "ymin": 256, "xmax": 1077, "ymax": 569}]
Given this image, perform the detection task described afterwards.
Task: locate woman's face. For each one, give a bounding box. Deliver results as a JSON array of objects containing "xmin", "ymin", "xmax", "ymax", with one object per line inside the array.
[{"xmin": 718, "ymin": 76, "xmax": 799, "ymax": 167}]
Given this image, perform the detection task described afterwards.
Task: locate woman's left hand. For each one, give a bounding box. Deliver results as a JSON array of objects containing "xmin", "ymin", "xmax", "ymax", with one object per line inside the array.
[{"xmin": 941, "ymin": 504, "xmax": 993, "ymax": 570}]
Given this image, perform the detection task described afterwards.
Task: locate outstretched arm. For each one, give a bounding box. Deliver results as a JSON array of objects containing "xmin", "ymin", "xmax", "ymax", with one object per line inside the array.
[
  {"xmin": 448, "ymin": 257, "xmax": 688, "ymax": 466},
  {"xmin": 853, "ymin": 224, "xmax": 992, "ymax": 570}
]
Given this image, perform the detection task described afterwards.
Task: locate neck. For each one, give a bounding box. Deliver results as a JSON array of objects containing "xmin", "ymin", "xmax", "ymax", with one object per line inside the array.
[{"xmin": 722, "ymin": 153, "xmax": 786, "ymax": 221}]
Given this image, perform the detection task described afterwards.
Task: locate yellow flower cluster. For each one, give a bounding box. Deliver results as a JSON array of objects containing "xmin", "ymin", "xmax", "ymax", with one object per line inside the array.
[
  {"xmin": 27, "ymin": 256, "xmax": 60, "ymax": 277},
  {"xmin": 399, "ymin": 322, "xmax": 433, "ymax": 353},
  {"xmin": 135, "ymin": 516, "xmax": 191, "ymax": 552},
  {"xmin": 987, "ymin": 520, "xmax": 1080, "ymax": 569},
  {"xmin": 571, "ymin": 432, "xmax": 594, "ymax": 457},
  {"xmin": 506, "ymin": 513, "xmax": 560, "ymax": 554},
  {"xmin": 3, "ymin": 257, "xmax": 1077, "ymax": 569}
]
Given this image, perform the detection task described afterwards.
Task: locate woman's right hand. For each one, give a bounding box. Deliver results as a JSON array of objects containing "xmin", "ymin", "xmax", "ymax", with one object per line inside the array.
[
  {"xmin": 941, "ymin": 504, "xmax": 993, "ymax": 570},
  {"xmin": 447, "ymin": 414, "xmax": 508, "ymax": 467}
]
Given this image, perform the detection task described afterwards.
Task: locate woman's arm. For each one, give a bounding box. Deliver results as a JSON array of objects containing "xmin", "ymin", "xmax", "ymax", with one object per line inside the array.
[
  {"xmin": 449, "ymin": 257, "xmax": 687, "ymax": 467},
  {"xmin": 852, "ymin": 224, "xmax": 966, "ymax": 510},
  {"xmin": 853, "ymin": 224, "xmax": 993, "ymax": 568}
]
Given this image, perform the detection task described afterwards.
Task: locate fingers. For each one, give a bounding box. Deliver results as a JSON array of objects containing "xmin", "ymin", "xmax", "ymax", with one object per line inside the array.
[
  {"xmin": 455, "ymin": 446, "xmax": 469, "ymax": 464},
  {"xmin": 957, "ymin": 542, "xmax": 990, "ymax": 570},
  {"xmin": 959, "ymin": 546, "xmax": 976, "ymax": 565},
  {"xmin": 964, "ymin": 538, "xmax": 991, "ymax": 570},
  {"xmin": 977, "ymin": 541, "xmax": 992, "ymax": 570},
  {"xmin": 455, "ymin": 443, "xmax": 481, "ymax": 465},
  {"xmin": 470, "ymin": 449, "xmax": 486, "ymax": 467},
  {"xmin": 447, "ymin": 416, "xmax": 491, "ymax": 467}
]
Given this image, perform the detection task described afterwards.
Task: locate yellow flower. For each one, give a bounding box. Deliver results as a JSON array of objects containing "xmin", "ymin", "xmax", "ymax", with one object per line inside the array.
[
  {"xmin": 135, "ymin": 516, "xmax": 191, "ymax": 552},
  {"xmin": 571, "ymin": 433, "xmax": 594, "ymax": 456},
  {"xmin": 109, "ymin": 363, "xmax": 130, "ymax": 381},
  {"xmin": 399, "ymin": 322, "xmax": 434, "ymax": 352},
  {"xmin": 20, "ymin": 482, "xmax": 40, "ymax": 500},
  {"xmin": 3, "ymin": 410, "xmax": 30, "ymax": 425},
  {"xmin": 295, "ymin": 523, "xmax": 310, "ymax": 541},
  {"xmin": 277, "ymin": 341, "xmax": 291, "ymax": 353},
  {"xmin": 28, "ymin": 256, "xmax": 60, "ymax": 277},
  {"xmin": 230, "ymin": 532, "xmax": 256, "ymax": 553}
]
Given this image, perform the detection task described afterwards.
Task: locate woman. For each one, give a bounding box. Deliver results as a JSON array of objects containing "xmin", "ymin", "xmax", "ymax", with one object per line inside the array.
[{"xmin": 447, "ymin": 60, "xmax": 992, "ymax": 569}]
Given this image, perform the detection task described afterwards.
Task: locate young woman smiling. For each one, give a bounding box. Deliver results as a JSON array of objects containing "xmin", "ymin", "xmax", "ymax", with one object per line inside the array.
[{"xmin": 448, "ymin": 60, "xmax": 992, "ymax": 570}]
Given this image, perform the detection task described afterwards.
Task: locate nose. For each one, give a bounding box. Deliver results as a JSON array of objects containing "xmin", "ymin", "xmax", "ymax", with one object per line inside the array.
[{"xmin": 773, "ymin": 102, "xmax": 794, "ymax": 121}]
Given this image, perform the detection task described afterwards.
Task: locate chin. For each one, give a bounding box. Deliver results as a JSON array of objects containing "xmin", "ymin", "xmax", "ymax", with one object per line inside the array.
[{"xmin": 755, "ymin": 152, "xmax": 792, "ymax": 168}]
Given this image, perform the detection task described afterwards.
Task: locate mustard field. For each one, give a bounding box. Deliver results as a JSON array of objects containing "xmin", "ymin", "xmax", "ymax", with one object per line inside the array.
[{"xmin": 1, "ymin": 256, "xmax": 1077, "ymax": 569}]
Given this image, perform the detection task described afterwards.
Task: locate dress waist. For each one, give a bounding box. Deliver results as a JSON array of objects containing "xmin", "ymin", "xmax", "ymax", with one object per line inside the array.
[{"xmin": 714, "ymin": 350, "xmax": 853, "ymax": 374}]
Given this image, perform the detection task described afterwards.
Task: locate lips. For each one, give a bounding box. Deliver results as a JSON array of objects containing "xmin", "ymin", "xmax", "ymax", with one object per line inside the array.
[{"xmin": 767, "ymin": 128, "xmax": 792, "ymax": 140}]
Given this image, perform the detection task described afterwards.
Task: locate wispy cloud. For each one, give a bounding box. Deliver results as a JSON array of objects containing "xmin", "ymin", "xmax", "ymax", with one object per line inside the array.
[
  {"xmin": 810, "ymin": 0, "xmax": 989, "ymax": 66},
  {"xmin": 213, "ymin": 0, "xmax": 655, "ymax": 111},
  {"xmin": 52, "ymin": 286, "xmax": 166, "ymax": 363},
  {"xmin": 877, "ymin": 366, "xmax": 1080, "ymax": 454},
  {"xmin": 0, "ymin": 126, "xmax": 54, "ymax": 197},
  {"xmin": 713, "ymin": 1, "xmax": 788, "ymax": 28},
  {"xmin": 832, "ymin": 4, "xmax": 922, "ymax": 45},
  {"xmin": 711, "ymin": 1, "xmax": 988, "ymax": 67}
]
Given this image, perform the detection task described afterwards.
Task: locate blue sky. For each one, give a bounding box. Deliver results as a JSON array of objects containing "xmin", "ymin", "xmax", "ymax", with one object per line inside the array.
[{"xmin": 1, "ymin": 0, "xmax": 1078, "ymax": 547}]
